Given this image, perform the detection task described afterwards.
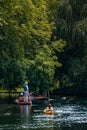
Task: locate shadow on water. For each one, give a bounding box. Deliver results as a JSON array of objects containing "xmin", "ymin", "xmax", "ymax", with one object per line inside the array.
[{"xmin": 0, "ymin": 97, "xmax": 87, "ymax": 130}]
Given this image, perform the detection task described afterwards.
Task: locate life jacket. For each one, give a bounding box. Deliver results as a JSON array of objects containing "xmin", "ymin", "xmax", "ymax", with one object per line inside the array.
[
  {"xmin": 24, "ymin": 85, "xmax": 28, "ymax": 91},
  {"xmin": 19, "ymin": 96, "xmax": 24, "ymax": 102}
]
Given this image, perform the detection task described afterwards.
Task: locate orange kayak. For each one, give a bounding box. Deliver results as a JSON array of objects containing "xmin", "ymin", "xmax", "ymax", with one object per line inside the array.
[{"xmin": 43, "ymin": 109, "xmax": 54, "ymax": 114}]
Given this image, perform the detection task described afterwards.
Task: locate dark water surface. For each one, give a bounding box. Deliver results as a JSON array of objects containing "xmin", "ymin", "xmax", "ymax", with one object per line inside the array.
[{"xmin": 0, "ymin": 97, "xmax": 87, "ymax": 130}]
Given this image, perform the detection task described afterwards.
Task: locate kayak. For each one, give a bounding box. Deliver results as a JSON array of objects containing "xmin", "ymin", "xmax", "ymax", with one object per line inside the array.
[{"xmin": 43, "ymin": 109, "xmax": 54, "ymax": 114}]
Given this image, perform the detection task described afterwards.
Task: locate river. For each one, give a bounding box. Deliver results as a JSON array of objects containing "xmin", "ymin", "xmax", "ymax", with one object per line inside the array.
[{"xmin": 0, "ymin": 97, "xmax": 87, "ymax": 130}]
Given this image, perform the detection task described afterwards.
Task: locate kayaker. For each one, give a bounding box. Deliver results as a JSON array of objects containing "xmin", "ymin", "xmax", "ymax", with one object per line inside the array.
[
  {"xmin": 46, "ymin": 103, "xmax": 53, "ymax": 110},
  {"xmin": 43, "ymin": 103, "xmax": 54, "ymax": 114},
  {"xmin": 24, "ymin": 81, "xmax": 29, "ymax": 102}
]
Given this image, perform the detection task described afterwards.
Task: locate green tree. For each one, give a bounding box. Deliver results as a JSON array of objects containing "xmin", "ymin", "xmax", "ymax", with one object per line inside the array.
[
  {"xmin": 0, "ymin": 0, "xmax": 55, "ymax": 91},
  {"xmin": 52, "ymin": 0, "xmax": 87, "ymax": 92}
]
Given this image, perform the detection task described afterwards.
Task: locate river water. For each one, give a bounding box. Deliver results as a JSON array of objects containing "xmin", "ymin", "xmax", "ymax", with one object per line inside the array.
[{"xmin": 0, "ymin": 97, "xmax": 87, "ymax": 130}]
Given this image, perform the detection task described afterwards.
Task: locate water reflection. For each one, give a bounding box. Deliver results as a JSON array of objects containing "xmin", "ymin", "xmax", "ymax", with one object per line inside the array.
[
  {"xmin": 1, "ymin": 97, "xmax": 87, "ymax": 130},
  {"xmin": 18, "ymin": 104, "xmax": 32, "ymax": 129},
  {"xmin": 19, "ymin": 104, "xmax": 32, "ymax": 114},
  {"xmin": 43, "ymin": 115, "xmax": 54, "ymax": 130}
]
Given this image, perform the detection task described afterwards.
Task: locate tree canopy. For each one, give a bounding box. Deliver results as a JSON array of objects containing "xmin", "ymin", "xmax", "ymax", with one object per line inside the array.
[{"xmin": 0, "ymin": 0, "xmax": 87, "ymax": 95}]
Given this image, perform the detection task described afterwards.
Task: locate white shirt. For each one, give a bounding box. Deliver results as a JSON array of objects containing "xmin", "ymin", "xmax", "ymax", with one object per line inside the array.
[{"xmin": 46, "ymin": 107, "xmax": 53, "ymax": 110}]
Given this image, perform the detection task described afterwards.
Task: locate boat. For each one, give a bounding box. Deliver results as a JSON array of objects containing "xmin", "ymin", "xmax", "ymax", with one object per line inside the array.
[
  {"xmin": 15, "ymin": 96, "xmax": 32, "ymax": 105},
  {"xmin": 31, "ymin": 95, "xmax": 49, "ymax": 100},
  {"xmin": 30, "ymin": 92, "xmax": 49, "ymax": 100},
  {"xmin": 43, "ymin": 109, "xmax": 54, "ymax": 114}
]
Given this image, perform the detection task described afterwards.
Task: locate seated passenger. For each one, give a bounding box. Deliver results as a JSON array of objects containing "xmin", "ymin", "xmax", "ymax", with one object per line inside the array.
[
  {"xmin": 46, "ymin": 103, "xmax": 53, "ymax": 110},
  {"xmin": 19, "ymin": 92, "xmax": 24, "ymax": 102}
]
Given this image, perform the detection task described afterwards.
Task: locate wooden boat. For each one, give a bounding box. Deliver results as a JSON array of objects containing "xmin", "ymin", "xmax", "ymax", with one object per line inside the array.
[
  {"xmin": 31, "ymin": 95, "xmax": 49, "ymax": 100},
  {"xmin": 43, "ymin": 109, "xmax": 54, "ymax": 114},
  {"xmin": 30, "ymin": 92, "xmax": 49, "ymax": 100},
  {"xmin": 15, "ymin": 96, "xmax": 32, "ymax": 105}
]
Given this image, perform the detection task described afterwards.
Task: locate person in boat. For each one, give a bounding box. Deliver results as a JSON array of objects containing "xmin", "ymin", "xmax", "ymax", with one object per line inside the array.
[
  {"xmin": 23, "ymin": 81, "xmax": 29, "ymax": 102},
  {"xmin": 18, "ymin": 92, "xmax": 24, "ymax": 102},
  {"xmin": 28, "ymin": 95, "xmax": 32, "ymax": 104},
  {"xmin": 46, "ymin": 103, "xmax": 53, "ymax": 111}
]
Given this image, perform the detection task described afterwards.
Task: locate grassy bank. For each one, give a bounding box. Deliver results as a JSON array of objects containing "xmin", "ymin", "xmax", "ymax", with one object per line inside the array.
[{"xmin": 0, "ymin": 87, "xmax": 24, "ymax": 98}]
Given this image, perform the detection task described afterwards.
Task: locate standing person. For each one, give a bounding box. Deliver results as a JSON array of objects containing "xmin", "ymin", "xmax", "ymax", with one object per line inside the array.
[{"xmin": 24, "ymin": 81, "xmax": 29, "ymax": 102}]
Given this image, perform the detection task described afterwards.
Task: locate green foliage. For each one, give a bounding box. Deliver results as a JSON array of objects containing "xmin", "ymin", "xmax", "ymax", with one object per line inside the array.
[
  {"xmin": 0, "ymin": 0, "xmax": 62, "ymax": 93},
  {"xmin": 51, "ymin": 0, "xmax": 87, "ymax": 92},
  {"xmin": 51, "ymin": 39, "xmax": 66, "ymax": 53},
  {"xmin": 27, "ymin": 44, "xmax": 58, "ymax": 92},
  {"xmin": 67, "ymin": 56, "xmax": 87, "ymax": 89},
  {"xmin": 0, "ymin": 0, "xmax": 86, "ymax": 95},
  {"xmin": 72, "ymin": 18, "xmax": 87, "ymax": 47}
]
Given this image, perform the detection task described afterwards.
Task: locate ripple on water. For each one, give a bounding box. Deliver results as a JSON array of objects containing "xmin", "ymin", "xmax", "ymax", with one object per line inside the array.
[
  {"xmin": 1, "ymin": 99, "xmax": 87, "ymax": 129},
  {"xmin": 53, "ymin": 104, "xmax": 87, "ymax": 125}
]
